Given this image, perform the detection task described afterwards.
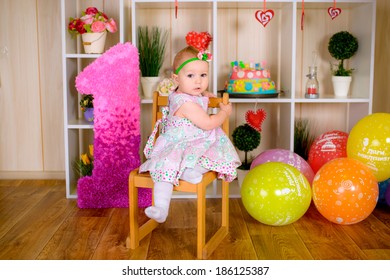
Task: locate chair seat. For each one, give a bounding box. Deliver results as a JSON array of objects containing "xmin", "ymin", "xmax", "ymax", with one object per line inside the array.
[{"xmin": 131, "ymin": 168, "xmax": 218, "ymax": 193}]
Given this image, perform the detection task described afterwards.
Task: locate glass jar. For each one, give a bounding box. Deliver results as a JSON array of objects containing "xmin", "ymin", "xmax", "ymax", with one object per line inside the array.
[{"xmin": 305, "ymin": 66, "xmax": 319, "ymax": 99}]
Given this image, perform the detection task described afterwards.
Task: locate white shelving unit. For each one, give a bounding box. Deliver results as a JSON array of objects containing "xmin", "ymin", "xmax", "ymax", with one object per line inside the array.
[
  {"xmin": 61, "ymin": 0, "xmax": 127, "ymax": 198},
  {"xmin": 133, "ymin": 0, "xmax": 376, "ymax": 145},
  {"xmin": 63, "ymin": 0, "xmax": 376, "ymax": 199},
  {"xmin": 133, "ymin": 0, "xmax": 376, "ymax": 197}
]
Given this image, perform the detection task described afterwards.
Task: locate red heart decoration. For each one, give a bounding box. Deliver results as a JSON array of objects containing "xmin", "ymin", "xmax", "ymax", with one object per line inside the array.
[
  {"xmin": 255, "ymin": 9, "xmax": 274, "ymax": 27},
  {"xmin": 185, "ymin": 31, "xmax": 212, "ymax": 51},
  {"xmin": 245, "ymin": 109, "xmax": 267, "ymax": 132},
  {"xmin": 328, "ymin": 7, "xmax": 342, "ymax": 20}
]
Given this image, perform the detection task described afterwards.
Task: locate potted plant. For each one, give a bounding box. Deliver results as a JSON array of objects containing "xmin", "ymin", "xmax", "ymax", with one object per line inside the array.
[
  {"xmin": 328, "ymin": 31, "xmax": 359, "ymax": 97},
  {"xmin": 294, "ymin": 118, "xmax": 315, "ymax": 161},
  {"xmin": 232, "ymin": 123, "xmax": 261, "ymax": 187},
  {"xmin": 80, "ymin": 94, "xmax": 94, "ymax": 123},
  {"xmin": 137, "ymin": 26, "xmax": 168, "ymax": 99},
  {"xmin": 73, "ymin": 144, "xmax": 94, "ymax": 177},
  {"xmin": 68, "ymin": 7, "xmax": 117, "ymax": 54}
]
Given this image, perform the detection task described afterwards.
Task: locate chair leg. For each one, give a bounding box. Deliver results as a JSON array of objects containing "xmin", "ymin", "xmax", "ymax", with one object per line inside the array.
[
  {"xmin": 201, "ymin": 180, "xmax": 229, "ymax": 259},
  {"xmin": 221, "ymin": 180, "xmax": 229, "ymax": 228},
  {"xmin": 196, "ymin": 183, "xmax": 206, "ymax": 259},
  {"xmin": 128, "ymin": 170, "xmax": 139, "ymax": 249}
]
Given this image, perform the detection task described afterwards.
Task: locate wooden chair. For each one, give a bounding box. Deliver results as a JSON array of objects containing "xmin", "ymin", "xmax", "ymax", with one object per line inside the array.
[{"xmin": 127, "ymin": 91, "xmax": 230, "ymax": 259}]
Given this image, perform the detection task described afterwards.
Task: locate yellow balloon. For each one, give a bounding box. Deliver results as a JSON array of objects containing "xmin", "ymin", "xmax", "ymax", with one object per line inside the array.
[
  {"xmin": 241, "ymin": 162, "xmax": 312, "ymax": 226},
  {"xmin": 347, "ymin": 113, "xmax": 390, "ymax": 181}
]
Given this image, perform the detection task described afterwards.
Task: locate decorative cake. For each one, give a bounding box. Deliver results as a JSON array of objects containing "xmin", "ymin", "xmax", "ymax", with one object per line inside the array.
[{"xmin": 226, "ymin": 61, "xmax": 278, "ymax": 98}]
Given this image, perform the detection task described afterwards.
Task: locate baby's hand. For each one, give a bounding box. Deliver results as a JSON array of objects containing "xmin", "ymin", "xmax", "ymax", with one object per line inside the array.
[
  {"xmin": 219, "ymin": 102, "xmax": 232, "ymax": 116},
  {"xmin": 202, "ymin": 91, "xmax": 217, "ymax": 97}
]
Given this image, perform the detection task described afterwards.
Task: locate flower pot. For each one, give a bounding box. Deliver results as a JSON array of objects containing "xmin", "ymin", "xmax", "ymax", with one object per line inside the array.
[
  {"xmin": 81, "ymin": 31, "xmax": 107, "ymax": 54},
  {"xmin": 84, "ymin": 108, "xmax": 94, "ymax": 124},
  {"xmin": 141, "ymin": 77, "xmax": 161, "ymax": 99},
  {"xmin": 332, "ymin": 76, "xmax": 352, "ymax": 97}
]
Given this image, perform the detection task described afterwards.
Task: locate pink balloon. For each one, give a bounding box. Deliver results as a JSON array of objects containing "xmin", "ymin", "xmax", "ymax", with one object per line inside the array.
[{"xmin": 250, "ymin": 149, "xmax": 314, "ymax": 184}]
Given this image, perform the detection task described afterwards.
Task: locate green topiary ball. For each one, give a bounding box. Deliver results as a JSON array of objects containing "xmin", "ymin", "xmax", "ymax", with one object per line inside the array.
[
  {"xmin": 328, "ymin": 31, "xmax": 358, "ymax": 61},
  {"xmin": 232, "ymin": 124, "xmax": 261, "ymax": 152}
]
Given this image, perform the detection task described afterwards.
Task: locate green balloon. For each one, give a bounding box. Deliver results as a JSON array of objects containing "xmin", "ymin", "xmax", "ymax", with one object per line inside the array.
[{"xmin": 241, "ymin": 162, "xmax": 312, "ymax": 226}]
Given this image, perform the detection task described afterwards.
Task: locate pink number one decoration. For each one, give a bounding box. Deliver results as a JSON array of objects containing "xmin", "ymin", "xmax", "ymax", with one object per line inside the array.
[{"xmin": 75, "ymin": 43, "xmax": 151, "ymax": 208}]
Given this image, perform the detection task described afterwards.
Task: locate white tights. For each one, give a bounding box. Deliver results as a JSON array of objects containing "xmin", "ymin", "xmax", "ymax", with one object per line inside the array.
[
  {"xmin": 145, "ymin": 165, "xmax": 209, "ymax": 223},
  {"xmin": 180, "ymin": 165, "xmax": 209, "ymax": 184},
  {"xmin": 145, "ymin": 181, "xmax": 173, "ymax": 223}
]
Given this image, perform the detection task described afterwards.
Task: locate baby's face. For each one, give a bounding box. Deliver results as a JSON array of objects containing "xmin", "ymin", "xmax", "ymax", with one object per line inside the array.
[{"xmin": 174, "ymin": 60, "xmax": 209, "ymax": 96}]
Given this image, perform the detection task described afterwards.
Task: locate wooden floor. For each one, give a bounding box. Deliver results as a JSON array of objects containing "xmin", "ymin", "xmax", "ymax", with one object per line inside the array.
[{"xmin": 0, "ymin": 180, "xmax": 389, "ymax": 260}]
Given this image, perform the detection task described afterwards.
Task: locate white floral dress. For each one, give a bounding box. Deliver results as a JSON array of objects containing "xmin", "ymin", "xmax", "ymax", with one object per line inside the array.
[{"xmin": 139, "ymin": 92, "xmax": 241, "ymax": 186}]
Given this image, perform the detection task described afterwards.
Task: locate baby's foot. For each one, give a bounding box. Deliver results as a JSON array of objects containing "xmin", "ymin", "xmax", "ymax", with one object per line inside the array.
[{"xmin": 145, "ymin": 206, "xmax": 168, "ymax": 223}]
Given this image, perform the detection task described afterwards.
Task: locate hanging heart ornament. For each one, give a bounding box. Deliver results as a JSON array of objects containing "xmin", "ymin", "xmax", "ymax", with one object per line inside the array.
[
  {"xmin": 328, "ymin": 7, "xmax": 342, "ymax": 20},
  {"xmin": 245, "ymin": 109, "xmax": 267, "ymax": 132},
  {"xmin": 255, "ymin": 9, "xmax": 274, "ymax": 27}
]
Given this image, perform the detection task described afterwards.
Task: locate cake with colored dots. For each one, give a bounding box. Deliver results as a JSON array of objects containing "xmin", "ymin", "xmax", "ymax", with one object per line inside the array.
[{"xmin": 226, "ymin": 61, "xmax": 278, "ymax": 98}]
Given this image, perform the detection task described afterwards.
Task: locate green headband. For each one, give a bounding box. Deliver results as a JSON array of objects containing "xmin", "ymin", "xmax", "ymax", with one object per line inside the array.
[
  {"xmin": 175, "ymin": 58, "xmax": 199, "ymax": 74},
  {"xmin": 175, "ymin": 50, "xmax": 213, "ymax": 75}
]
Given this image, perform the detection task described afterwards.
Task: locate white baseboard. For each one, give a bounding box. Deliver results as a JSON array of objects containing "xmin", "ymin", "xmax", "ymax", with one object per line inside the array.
[{"xmin": 0, "ymin": 171, "xmax": 65, "ymax": 180}]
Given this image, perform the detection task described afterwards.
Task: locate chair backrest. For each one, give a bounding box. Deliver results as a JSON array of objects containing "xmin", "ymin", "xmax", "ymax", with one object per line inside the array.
[{"xmin": 151, "ymin": 91, "xmax": 230, "ymax": 139}]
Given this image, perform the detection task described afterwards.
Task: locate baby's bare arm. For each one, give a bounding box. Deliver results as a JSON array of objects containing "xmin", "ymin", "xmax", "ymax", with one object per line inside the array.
[{"xmin": 176, "ymin": 101, "xmax": 231, "ymax": 130}]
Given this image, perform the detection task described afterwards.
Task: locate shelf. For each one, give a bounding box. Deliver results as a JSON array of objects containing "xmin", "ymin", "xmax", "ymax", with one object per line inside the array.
[
  {"xmin": 67, "ymin": 193, "xmax": 77, "ymax": 199},
  {"xmin": 141, "ymin": 95, "xmax": 371, "ymax": 104},
  {"xmin": 217, "ymin": 0, "xmax": 290, "ymax": 9},
  {"xmin": 144, "ymin": 96, "xmax": 296, "ymax": 104},
  {"xmin": 294, "ymin": 96, "xmax": 371, "ymax": 103},
  {"xmin": 67, "ymin": 118, "xmax": 94, "ymax": 129},
  {"xmin": 66, "ymin": 54, "xmax": 102, "ymax": 59},
  {"xmin": 229, "ymin": 96, "xmax": 293, "ymax": 103}
]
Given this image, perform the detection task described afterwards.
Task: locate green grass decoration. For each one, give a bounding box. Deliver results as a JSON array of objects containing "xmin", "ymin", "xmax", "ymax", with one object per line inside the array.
[
  {"xmin": 294, "ymin": 118, "xmax": 315, "ymax": 160},
  {"xmin": 137, "ymin": 26, "xmax": 168, "ymax": 77}
]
